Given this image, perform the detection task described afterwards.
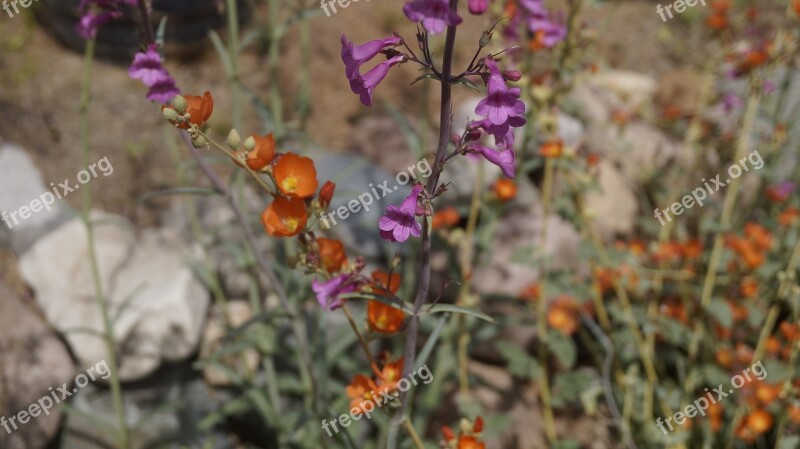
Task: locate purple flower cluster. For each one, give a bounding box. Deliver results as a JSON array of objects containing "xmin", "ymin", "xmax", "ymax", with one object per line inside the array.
[
  {"xmin": 465, "ymin": 58, "xmax": 526, "ymax": 178},
  {"xmin": 76, "ymin": 0, "xmax": 135, "ymax": 39},
  {"xmin": 403, "ymin": 0, "xmax": 463, "ymax": 35},
  {"xmin": 128, "ymin": 44, "xmax": 180, "ymax": 104},
  {"xmin": 341, "ymin": 35, "xmax": 407, "ymax": 107}
]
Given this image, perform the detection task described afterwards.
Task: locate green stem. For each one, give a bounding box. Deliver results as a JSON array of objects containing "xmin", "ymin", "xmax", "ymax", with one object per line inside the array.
[
  {"xmin": 268, "ymin": 0, "xmax": 283, "ymax": 128},
  {"xmin": 226, "ymin": 0, "xmax": 242, "ymax": 131},
  {"xmin": 80, "ymin": 38, "xmax": 130, "ymax": 449}
]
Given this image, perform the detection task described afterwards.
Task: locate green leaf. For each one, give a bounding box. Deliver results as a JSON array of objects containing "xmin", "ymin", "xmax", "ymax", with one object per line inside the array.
[
  {"xmin": 547, "ymin": 331, "xmax": 577, "ymax": 369},
  {"xmin": 421, "ymin": 304, "xmax": 495, "ymax": 323},
  {"xmin": 410, "ymin": 73, "xmax": 437, "ymax": 85},
  {"xmin": 779, "ymin": 436, "xmax": 800, "ymax": 449},
  {"xmin": 704, "ymin": 298, "xmax": 733, "ymax": 329},
  {"xmin": 496, "ymin": 341, "xmax": 540, "ymax": 379}
]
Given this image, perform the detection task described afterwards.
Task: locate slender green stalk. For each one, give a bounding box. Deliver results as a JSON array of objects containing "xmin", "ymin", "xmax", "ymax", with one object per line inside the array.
[
  {"xmin": 79, "ymin": 38, "xmax": 130, "ymax": 449},
  {"xmin": 268, "ymin": 0, "xmax": 283, "ymax": 128},
  {"xmin": 226, "ymin": 0, "xmax": 242, "ymax": 130}
]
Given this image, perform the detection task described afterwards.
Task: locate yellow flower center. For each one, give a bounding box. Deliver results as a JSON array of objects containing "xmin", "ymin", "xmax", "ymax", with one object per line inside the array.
[
  {"xmin": 376, "ymin": 315, "xmax": 388, "ymax": 330},
  {"xmin": 282, "ymin": 176, "xmax": 299, "ymax": 193},
  {"xmin": 283, "ymin": 217, "xmax": 299, "ymax": 233}
]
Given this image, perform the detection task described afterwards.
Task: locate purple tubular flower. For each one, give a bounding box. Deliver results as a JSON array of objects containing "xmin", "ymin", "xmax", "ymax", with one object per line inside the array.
[
  {"xmin": 471, "ymin": 145, "xmax": 517, "ymax": 178},
  {"xmin": 341, "ymin": 35, "xmax": 403, "ymax": 79},
  {"xmin": 128, "ymin": 43, "xmax": 180, "ymax": 104},
  {"xmin": 348, "ymin": 55, "xmax": 406, "ymax": 107},
  {"xmin": 469, "ymin": 0, "xmax": 489, "ymax": 15},
  {"xmin": 518, "ymin": 0, "xmax": 566, "ymax": 48},
  {"xmin": 312, "ymin": 275, "xmax": 359, "ymax": 311},
  {"xmin": 145, "ymin": 71, "xmax": 181, "ymax": 104},
  {"xmin": 475, "ymin": 59, "xmax": 526, "ymax": 126},
  {"xmin": 403, "ymin": 0, "xmax": 463, "ymax": 35},
  {"xmin": 379, "ymin": 185, "xmax": 424, "ymax": 243},
  {"xmin": 470, "ymin": 115, "xmax": 526, "ymax": 149},
  {"xmin": 722, "ymin": 93, "xmax": 743, "ymax": 113},
  {"xmin": 76, "ymin": 0, "xmax": 135, "ymax": 39}
]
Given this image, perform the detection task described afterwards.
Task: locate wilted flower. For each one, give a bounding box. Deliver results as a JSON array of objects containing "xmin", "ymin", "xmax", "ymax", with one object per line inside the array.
[
  {"xmin": 318, "ymin": 181, "xmax": 336, "ymax": 209},
  {"xmin": 403, "ymin": 0, "xmax": 463, "ymax": 35}
]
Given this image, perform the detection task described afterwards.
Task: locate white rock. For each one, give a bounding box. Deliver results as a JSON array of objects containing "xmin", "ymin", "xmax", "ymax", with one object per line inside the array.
[
  {"xmin": 19, "ymin": 212, "xmax": 210, "ymax": 381},
  {"xmin": 584, "ymin": 160, "xmax": 638, "ymax": 239},
  {"xmin": 592, "ymin": 70, "xmax": 657, "ymax": 113},
  {"xmin": 0, "ymin": 144, "xmax": 71, "ymax": 254}
]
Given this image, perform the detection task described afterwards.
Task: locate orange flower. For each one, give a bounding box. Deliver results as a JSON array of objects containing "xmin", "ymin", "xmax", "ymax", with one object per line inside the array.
[
  {"xmin": 547, "ymin": 296, "xmax": 580, "ymax": 336},
  {"xmin": 372, "ymin": 270, "xmax": 401, "ymax": 294},
  {"xmin": 261, "ymin": 196, "xmax": 308, "ymax": 237},
  {"xmin": 368, "ymin": 300, "xmax": 405, "ymax": 333},
  {"xmin": 442, "ymin": 425, "xmax": 456, "ymax": 442},
  {"xmin": 458, "ymin": 436, "xmax": 486, "ymax": 449},
  {"xmin": 788, "ymin": 405, "xmax": 800, "ymax": 424},
  {"xmin": 754, "ymin": 382, "xmax": 782, "ymax": 405},
  {"xmin": 375, "ymin": 357, "xmax": 404, "ymax": 392},
  {"xmin": 765, "ymin": 336, "xmax": 781, "ymax": 355},
  {"xmin": 716, "ymin": 347, "xmax": 733, "ymax": 368},
  {"xmin": 682, "ymin": 239, "xmax": 703, "ymax": 259},
  {"xmin": 740, "ymin": 278, "xmax": 758, "ymax": 297},
  {"xmin": 318, "ymin": 181, "xmax": 336, "ymax": 209},
  {"xmin": 708, "ymin": 402, "xmax": 723, "ymax": 432},
  {"xmin": 745, "ymin": 223, "xmax": 772, "ymax": 251},
  {"xmin": 432, "ymin": 207, "xmax": 460, "ymax": 230},
  {"xmin": 165, "ymin": 91, "xmax": 214, "ymax": 129},
  {"xmin": 493, "ymin": 179, "xmax": 517, "ymax": 202},
  {"xmin": 246, "ymin": 133, "xmax": 276, "ymax": 171},
  {"xmin": 520, "ymin": 283, "xmax": 540, "ymax": 301},
  {"xmin": 273, "ymin": 153, "xmax": 318, "ymax": 198},
  {"xmin": 780, "ymin": 322, "xmax": 799, "ymax": 341},
  {"xmin": 528, "ymin": 30, "xmax": 548, "ymax": 51},
  {"xmin": 346, "ymin": 374, "xmax": 380, "ymax": 415},
  {"xmin": 794, "ymin": 0, "xmax": 800, "ymax": 16},
  {"xmin": 706, "ymin": 13, "xmax": 728, "ymax": 30},
  {"xmin": 728, "ymin": 300, "xmax": 748, "ymax": 322},
  {"xmin": 736, "ymin": 343, "xmax": 754, "ymax": 365},
  {"xmin": 317, "ymin": 238, "xmax": 346, "ymax": 273},
  {"xmin": 779, "ymin": 207, "xmax": 800, "ymax": 225},
  {"xmin": 736, "ymin": 409, "xmax": 773, "ymax": 442},
  {"xmin": 539, "ymin": 140, "xmax": 563, "ymax": 158}
]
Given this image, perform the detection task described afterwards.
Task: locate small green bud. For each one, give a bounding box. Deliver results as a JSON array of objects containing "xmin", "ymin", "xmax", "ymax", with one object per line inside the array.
[
  {"xmin": 226, "ymin": 129, "xmax": 242, "ymax": 149},
  {"xmin": 480, "ymin": 31, "xmax": 492, "ymax": 48},
  {"xmin": 243, "ymin": 136, "xmax": 256, "ymax": 152},
  {"xmin": 172, "ymin": 95, "xmax": 188, "ymax": 115},
  {"xmin": 191, "ymin": 134, "xmax": 208, "ymax": 148},
  {"xmin": 162, "ymin": 107, "xmax": 180, "ymax": 122}
]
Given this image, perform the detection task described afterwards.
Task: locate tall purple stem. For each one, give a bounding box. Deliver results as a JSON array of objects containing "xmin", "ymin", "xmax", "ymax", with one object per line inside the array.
[{"xmin": 398, "ymin": 0, "xmax": 459, "ymax": 414}]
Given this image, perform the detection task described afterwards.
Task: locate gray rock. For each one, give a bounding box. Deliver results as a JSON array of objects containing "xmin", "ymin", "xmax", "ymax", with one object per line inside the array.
[
  {"xmin": 0, "ymin": 144, "xmax": 72, "ymax": 255},
  {"xmin": 18, "ymin": 212, "xmax": 210, "ymax": 381},
  {"xmin": 585, "ymin": 160, "xmax": 638, "ymax": 239},
  {"xmin": 0, "ymin": 282, "xmax": 75, "ymax": 449}
]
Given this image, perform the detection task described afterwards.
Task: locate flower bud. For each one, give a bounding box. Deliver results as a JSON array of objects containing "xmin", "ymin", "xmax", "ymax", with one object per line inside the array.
[
  {"xmin": 459, "ymin": 418, "xmax": 472, "ymax": 434},
  {"xmin": 226, "ymin": 129, "xmax": 242, "ymax": 150},
  {"xmin": 480, "ymin": 30, "xmax": 493, "ymax": 47},
  {"xmin": 162, "ymin": 107, "xmax": 180, "ymax": 122},
  {"xmin": 503, "ymin": 70, "xmax": 522, "ymax": 82},
  {"xmin": 191, "ymin": 134, "xmax": 208, "ymax": 148},
  {"xmin": 172, "ymin": 95, "xmax": 188, "ymax": 115},
  {"xmin": 243, "ymin": 136, "xmax": 256, "ymax": 152}
]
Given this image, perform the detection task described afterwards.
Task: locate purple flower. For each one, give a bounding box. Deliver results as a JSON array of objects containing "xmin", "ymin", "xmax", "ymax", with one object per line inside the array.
[
  {"xmin": 348, "ymin": 55, "xmax": 406, "ymax": 107},
  {"xmin": 470, "ymin": 115, "xmax": 526, "ymax": 149},
  {"xmin": 762, "ymin": 80, "xmax": 776, "ymax": 95},
  {"xmin": 312, "ymin": 275, "xmax": 359, "ymax": 311},
  {"xmin": 469, "ymin": 0, "xmax": 489, "ymax": 15},
  {"xmin": 76, "ymin": 0, "xmax": 134, "ymax": 39},
  {"xmin": 128, "ymin": 43, "xmax": 180, "ymax": 104},
  {"xmin": 722, "ymin": 93, "xmax": 743, "ymax": 114},
  {"xmin": 475, "ymin": 59, "xmax": 526, "ymax": 126},
  {"xmin": 470, "ymin": 145, "xmax": 517, "ymax": 178},
  {"xmin": 341, "ymin": 35, "xmax": 403, "ymax": 79},
  {"xmin": 511, "ymin": 0, "xmax": 566, "ymax": 48},
  {"xmin": 403, "ymin": 0, "xmax": 463, "ymax": 35},
  {"xmin": 766, "ymin": 181, "xmax": 796, "ymax": 202},
  {"xmin": 145, "ymin": 71, "xmax": 181, "ymax": 104},
  {"xmin": 379, "ymin": 185, "xmax": 424, "ymax": 243}
]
